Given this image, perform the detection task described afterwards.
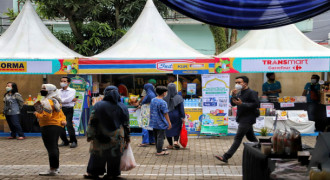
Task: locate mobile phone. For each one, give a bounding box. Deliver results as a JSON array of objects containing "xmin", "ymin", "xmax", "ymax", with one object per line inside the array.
[{"xmin": 75, "ymin": 96, "xmax": 79, "ymax": 98}]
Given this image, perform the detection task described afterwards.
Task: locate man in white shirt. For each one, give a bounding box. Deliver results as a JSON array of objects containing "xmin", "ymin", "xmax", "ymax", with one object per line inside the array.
[{"xmin": 58, "ymin": 77, "xmax": 78, "ymax": 148}]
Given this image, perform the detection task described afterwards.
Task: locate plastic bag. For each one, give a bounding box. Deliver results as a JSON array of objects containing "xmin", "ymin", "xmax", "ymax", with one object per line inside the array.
[
  {"xmin": 180, "ymin": 123, "xmax": 188, "ymax": 148},
  {"xmin": 120, "ymin": 144, "xmax": 137, "ymax": 171}
]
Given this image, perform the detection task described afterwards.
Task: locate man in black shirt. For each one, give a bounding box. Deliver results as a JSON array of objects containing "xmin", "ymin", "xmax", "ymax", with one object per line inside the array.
[{"xmin": 215, "ymin": 76, "xmax": 259, "ymax": 163}]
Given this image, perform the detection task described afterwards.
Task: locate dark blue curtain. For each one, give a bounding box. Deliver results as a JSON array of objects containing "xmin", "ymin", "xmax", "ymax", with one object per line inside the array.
[{"xmin": 160, "ymin": 0, "xmax": 330, "ymax": 29}]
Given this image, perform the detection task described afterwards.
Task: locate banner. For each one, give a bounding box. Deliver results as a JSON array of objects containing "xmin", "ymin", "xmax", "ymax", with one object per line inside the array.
[
  {"xmin": 201, "ymin": 74, "xmax": 230, "ymax": 136},
  {"xmin": 0, "ymin": 59, "xmax": 78, "ymax": 74},
  {"xmin": 70, "ymin": 76, "xmax": 86, "ymax": 135},
  {"xmin": 128, "ymin": 107, "xmax": 140, "ymax": 128},
  {"xmin": 184, "ymin": 107, "xmax": 203, "ymax": 135},
  {"xmin": 215, "ymin": 57, "xmax": 330, "ymax": 73}
]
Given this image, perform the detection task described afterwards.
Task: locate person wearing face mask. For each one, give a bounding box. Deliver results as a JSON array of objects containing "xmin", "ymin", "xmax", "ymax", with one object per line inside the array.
[
  {"xmin": 34, "ymin": 84, "xmax": 66, "ymax": 176},
  {"xmin": 262, "ymin": 72, "xmax": 281, "ymax": 97},
  {"xmin": 58, "ymin": 77, "xmax": 78, "ymax": 148},
  {"xmin": 302, "ymin": 74, "xmax": 321, "ymax": 129},
  {"xmin": 215, "ymin": 76, "xmax": 259, "ymax": 163},
  {"xmin": 3, "ymin": 82, "xmax": 25, "ymax": 140}
]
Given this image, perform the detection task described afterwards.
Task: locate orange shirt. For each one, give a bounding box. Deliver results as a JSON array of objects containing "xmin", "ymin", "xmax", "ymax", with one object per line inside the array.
[{"xmin": 35, "ymin": 99, "xmax": 66, "ymax": 127}]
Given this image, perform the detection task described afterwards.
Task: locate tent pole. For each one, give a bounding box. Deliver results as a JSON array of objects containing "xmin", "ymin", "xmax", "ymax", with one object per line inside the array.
[
  {"xmin": 176, "ymin": 74, "xmax": 179, "ymax": 91},
  {"xmin": 263, "ymin": 73, "xmax": 267, "ymax": 83},
  {"xmin": 324, "ymin": 72, "xmax": 328, "ymax": 81}
]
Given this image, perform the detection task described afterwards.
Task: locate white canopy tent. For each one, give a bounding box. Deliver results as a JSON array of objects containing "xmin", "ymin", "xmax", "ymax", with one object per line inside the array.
[
  {"xmin": 216, "ymin": 24, "xmax": 330, "ymax": 74},
  {"xmin": 0, "ymin": 1, "xmax": 81, "ymax": 59},
  {"xmin": 218, "ymin": 24, "xmax": 330, "ymax": 58},
  {"xmin": 81, "ymin": 0, "xmax": 212, "ymax": 74},
  {"xmin": 93, "ymin": 0, "xmax": 208, "ymax": 59}
]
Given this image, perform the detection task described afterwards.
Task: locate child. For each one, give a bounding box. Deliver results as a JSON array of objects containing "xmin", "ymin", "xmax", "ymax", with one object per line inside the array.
[{"xmin": 149, "ymin": 86, "xmax": 172, "ymax": 156}]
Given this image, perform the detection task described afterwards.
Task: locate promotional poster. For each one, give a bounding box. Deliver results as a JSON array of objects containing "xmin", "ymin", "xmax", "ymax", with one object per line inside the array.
[{"xmin": 201, "ymin": 74, "xmax": 230, "ymax": 136}]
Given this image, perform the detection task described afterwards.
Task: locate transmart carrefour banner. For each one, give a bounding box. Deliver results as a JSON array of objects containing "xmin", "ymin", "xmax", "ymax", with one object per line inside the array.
[
  {"xmin": 201, "ymin": 74, "xmax": 230, "ymax": 136},
  {"xmin": 0, "ymin": 59, "xmax": 79, "ymax": 74},
  {"xmin": 215, "ymin": 57, "xmax": 330, "ymax": 73}
]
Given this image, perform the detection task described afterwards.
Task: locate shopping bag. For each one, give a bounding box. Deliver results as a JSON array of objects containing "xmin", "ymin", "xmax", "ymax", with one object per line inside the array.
[
  {"xmin": 120, "ymin": 144, "xmax": 137, "ymax": 171},
  {"xmin": 180, "ymin": 123, "xmax": 188, "ymax": 148}
]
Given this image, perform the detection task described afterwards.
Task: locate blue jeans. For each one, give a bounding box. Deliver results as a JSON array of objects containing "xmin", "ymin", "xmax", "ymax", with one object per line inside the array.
[
  {"xmin": 5, "ymin": 114, "xmax": 24, "ymax": 137},
  {"xmin": 142, "ymin": 128, "xmax": 155, "ymax": 144}
]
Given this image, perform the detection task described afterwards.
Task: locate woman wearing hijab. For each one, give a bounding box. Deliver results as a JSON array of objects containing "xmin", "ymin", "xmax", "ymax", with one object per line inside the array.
[
  {"xmin": 164, "ymin": 83, "xmax": 185, "ymax": 149},
  {"xmin": 138, "ymin": 83, "xmax": 156, "ymax": 147},
  {"xmin": 34, "ymin": 84, "xmax": 66, "ymax": 176},
  {"xmin": 85, "ymin": 86, "xmax": 130, "ymax": 179},
  {"xmin": 3, "ymin": 82, "xmax": 25, "ymax": 140}
]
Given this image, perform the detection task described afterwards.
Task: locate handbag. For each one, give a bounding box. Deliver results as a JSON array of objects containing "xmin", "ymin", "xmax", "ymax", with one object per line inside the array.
[
  {"xmin": 120, "ymin": 144, "xmax": 137, "ymax": 171},
  {"xmin": 179, "ymin": 123, "xmax": 188, "ymax": 148}
]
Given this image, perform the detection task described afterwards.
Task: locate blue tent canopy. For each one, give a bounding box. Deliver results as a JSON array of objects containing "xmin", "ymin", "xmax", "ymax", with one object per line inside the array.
[{"xmin": 160, "ymin": 0, "xmax": 330, "ymax": 30}]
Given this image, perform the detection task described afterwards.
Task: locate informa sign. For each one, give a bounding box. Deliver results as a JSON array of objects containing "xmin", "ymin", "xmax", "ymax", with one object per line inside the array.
[
  {"xmin": 70, "ymin": 76, "xmax": 87, "ymax": 135},
  {"xmin": 0, "ymin": 59, "xmax": 78, "ymax": 74},
  {"xmin": 187, "ymin": 83, "xmax": 197, "ymax": 95},
  {"xmin": 201, "ymin": 74, "xmax": 230, "ymax": 136},
  {"xmin": 184, "ymin": 107, "xmax": 203, "ymax": 135}
]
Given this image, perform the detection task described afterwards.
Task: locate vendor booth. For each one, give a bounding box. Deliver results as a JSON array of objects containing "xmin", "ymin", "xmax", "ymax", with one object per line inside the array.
[
  {"xmin": 0, "ymin": 1, "xmax": 87, "ymax": 135},
  {"xmin": 216, "ymin": 24, "xmax": 330, "ymax": 134},
  {"xmin": 79, "ymin": 0, "xmax": 214, "ymax": 135}
]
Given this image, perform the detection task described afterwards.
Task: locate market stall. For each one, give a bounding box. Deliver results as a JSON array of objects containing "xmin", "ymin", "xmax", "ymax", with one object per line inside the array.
[
  {"xmin": 0, "ymin": 1, "xmax": 85, "ymax": 134},
  {"xmin": 80, "ymin": 0, "xmax": 214, "ymax": 135},
  {"xmin": 216, "ymin": 24, "xmax": 330, "ymax": 134}
]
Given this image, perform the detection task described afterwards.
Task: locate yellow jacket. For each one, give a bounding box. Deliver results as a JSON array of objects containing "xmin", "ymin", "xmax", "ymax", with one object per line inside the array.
[{"xmin": 35, "ymin": 99, "xmax": 66, "ymax": 127}]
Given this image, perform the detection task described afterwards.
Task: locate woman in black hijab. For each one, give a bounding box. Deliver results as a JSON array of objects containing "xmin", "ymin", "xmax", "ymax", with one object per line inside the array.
[
  {"xmin": 164, "ymin": 83, "xmax": 185, "ymax": 149},
  {"xmin": 84, "ymin": 86, "xmax": 130, "ymax": 179}
]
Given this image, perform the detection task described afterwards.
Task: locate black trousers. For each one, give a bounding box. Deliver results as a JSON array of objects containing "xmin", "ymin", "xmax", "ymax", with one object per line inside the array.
[
  {"xmin": 41, "ymin": 125, "xmax": 62, "ymax": 169},
  {"xmin": 167, "ymin": 136, "xmax": 179, "ymax": 146},
  {"xmin": 153, "ymin": 129, "xmax": 166, "ymax": 153},
  {"xmin": 60, "ymin": 107, "xmax": 77, "ymax": 143},
  {"xmin": 87, "ymin": 153, "xmax": 121, "ymax": 177},
  {"xmin": 224, "ymin": 123, "xmax": 258, "ymax": 160}
]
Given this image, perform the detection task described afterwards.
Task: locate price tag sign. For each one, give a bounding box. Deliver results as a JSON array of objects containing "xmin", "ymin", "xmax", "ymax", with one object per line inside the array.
[
  {"xmin": 260, "ymin": 103, "xmax": 274, "ymax": 109},
  {"xmin": 280, "ymin": 103, "xmax": 295, "ymax": 108}
]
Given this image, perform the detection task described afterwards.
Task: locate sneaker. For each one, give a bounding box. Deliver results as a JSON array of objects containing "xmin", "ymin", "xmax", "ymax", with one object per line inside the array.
[
  {"xmin": 39, "ymin": 169, "xmax": 59, "ymax": 176},
  {"xmin": 7, "ymin": 136, "xmax": 15, "ymax": 139},
  {"xmin": 17, "ymin": 137, "xmax": 25, "ymax": 140},
  {"xmin": 58, "ymin": 142, "xmax": 69, "ymax": 147},
  {"xmin": 70, "ymin": 142, "xmax": 78, "ymax": 148}
]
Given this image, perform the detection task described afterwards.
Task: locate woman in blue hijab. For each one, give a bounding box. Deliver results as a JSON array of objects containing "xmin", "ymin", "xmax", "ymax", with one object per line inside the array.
[
  {"xmin": 85, "ymin": 86, "xmax": 130, "ymax": 179},
  {"xmin": 138, "ymin": 83, "xmax": 156, "ymax": 147}
]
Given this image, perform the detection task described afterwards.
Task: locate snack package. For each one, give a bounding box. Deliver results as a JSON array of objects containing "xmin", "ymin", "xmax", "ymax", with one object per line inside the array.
[{"xmin": 129, "ymin": 94, "xmax": 139, "ymax": 105}]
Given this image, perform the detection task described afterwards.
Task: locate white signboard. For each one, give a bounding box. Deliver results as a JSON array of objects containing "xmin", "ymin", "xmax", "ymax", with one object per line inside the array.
[
  {"xmin": 241, "ymin": 58, "xmax": 330, "ymax": 72},
  {"xmin": 260, "ymin": 103, "xmax": 275, "ymax": 109}
]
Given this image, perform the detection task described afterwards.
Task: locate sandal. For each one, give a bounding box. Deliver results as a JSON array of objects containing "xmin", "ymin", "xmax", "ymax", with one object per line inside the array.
[
  {"xmin": 83, "ymin": 173, "xmax": 99, "ymax": 179},
  {"xmin": 174, "ymin": 144, "xmax": 180, "ymax": 149},
  {"xmin": 215, "ymin": 155, "xmax": 228, "ymax": 163},
  {"xmin": 138, "ymin": 144, "xmax": 148, "ymax": 147},
  {"xmin": 156, "ymin": 151, "xmax": 169, "ymax": 156},
  {"xmin": 149, "ymin": 143, "xmax": 156, "ymax": 145},
  {"xmin": 167, "ymin": 145, "xmax": 174, "ymax": 149}
]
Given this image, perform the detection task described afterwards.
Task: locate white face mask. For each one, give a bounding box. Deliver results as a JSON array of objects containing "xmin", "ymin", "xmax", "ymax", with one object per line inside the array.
[
  {"xmin": 311, "ymin": 79, "xmax": 317, "ymax": 84},
  {"xmin": 60, "ymin": 82, "xmax": 68, "ymax": 88},
  {"xmin": 6, "ymin": 87, "xmax": 12, "ymax": 92},
  {"xmin": 235, "ymin": 84, "xmax": 243, "ymax": 90}
]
